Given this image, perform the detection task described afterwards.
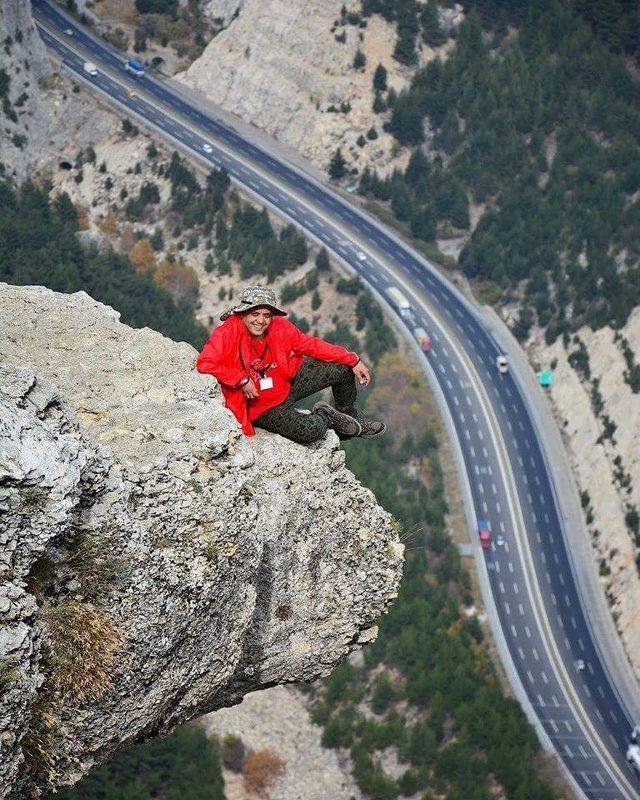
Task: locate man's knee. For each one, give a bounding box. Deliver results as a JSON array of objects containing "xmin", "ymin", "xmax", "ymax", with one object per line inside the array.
[
  {"xmin": 334, "ymin": 362, "xmax": 354, "ymax": 381},
  {"xmin": 288, "ymin": 414, "xmax": 328, "ymax": 444}
]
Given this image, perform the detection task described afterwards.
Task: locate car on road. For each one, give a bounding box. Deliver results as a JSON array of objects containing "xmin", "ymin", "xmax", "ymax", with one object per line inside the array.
[
  {"xmin": 202, "ymin": 143, "xmax": 213, "ymax": 154},
  {"xmin": 64, "ymin": 28, "xmax": 73, "ymax": 35},
  {"xmin": 627, "ymin": 727, "xmax": 640, "ymax": 775},
  {"xmin": 496, "ymin": 355, "xmax": 509, "ymax": 374},
  {"xmin": 495, "ymin": 534, "xmax": 505, "ymax": 547},
  {"xmin": 574, "ymin": 659, "xmax": 585, "ymax": 671},
  {"xmin": 478, "ymin": 518, "xmax": 491, "ymax": 550},
  {"xmin": 356, "ymin": 251, "xmax": 367, "ymax": 261},
  {"xmin": 413, "ymin": 327, "xmax": 431, "ymax": 352},
  {"xmin": 83, "ymin": 61, "xmax": 98, "ymax": 77},
  {"xmin": 387, "ymin": 286, "xmax": 412, "ymax": 320},
  {"xmin": 124, "ymin": 59, "xmax": 145, "ymax": 78}
]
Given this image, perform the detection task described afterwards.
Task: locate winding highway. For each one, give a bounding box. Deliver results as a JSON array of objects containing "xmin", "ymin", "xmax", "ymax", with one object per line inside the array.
[{"xmin": 31, "ymin": 2, "xmax": 640, "ymax": 797}]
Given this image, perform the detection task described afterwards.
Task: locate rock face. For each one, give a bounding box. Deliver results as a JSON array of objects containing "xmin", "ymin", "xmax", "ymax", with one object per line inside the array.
[
  {"xmin": 203, "ymin": 0, "xmax": 245, "ymax": 28},
  {"xmin": 178, "ymin": 0, "xmax": 410, "ymax": 173},
  {"xmin": 0, "ymin": 1, "xmax": 115, "ymax": 184},
  {"xmin": 0, "ymin": 282, "xmax": 403, "ymax": 799},
  {"xmin": 0, "ymin": 0, "xmax": 53, "ymax": 182},
  {"xmin": 531, "ymin": 309, "xmax": 640, "ymax": 679}
]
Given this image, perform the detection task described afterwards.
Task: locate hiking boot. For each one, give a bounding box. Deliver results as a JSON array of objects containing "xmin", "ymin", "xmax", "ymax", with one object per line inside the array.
[
  {"xmin": 312, "ymin": 401, "xmax": 362, "ymax": 438},
  {"xmin": 357, "ymin": 418, "xmax": 387, "ymax": 438}
]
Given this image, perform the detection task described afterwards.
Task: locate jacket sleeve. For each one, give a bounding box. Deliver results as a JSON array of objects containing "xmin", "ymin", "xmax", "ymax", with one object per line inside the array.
[
  {"xmin": 286, "ymin": 320, "xmax": 359, "ymax": 366},
  {"xmin": 196, "ymin": 326, "xmax": 246, "ymax": 388}
]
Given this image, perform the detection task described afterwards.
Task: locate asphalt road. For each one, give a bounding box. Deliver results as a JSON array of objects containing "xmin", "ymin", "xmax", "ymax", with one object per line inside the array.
[{"xmin": 31, "ymin": 3, "xmax": 640, "ymax": 797}]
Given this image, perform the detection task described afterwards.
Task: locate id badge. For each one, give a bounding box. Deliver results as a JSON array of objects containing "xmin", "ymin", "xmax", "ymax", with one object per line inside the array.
[{"xmin": 259, "ymin": 377, "xmax": 274, "ymax": 390}]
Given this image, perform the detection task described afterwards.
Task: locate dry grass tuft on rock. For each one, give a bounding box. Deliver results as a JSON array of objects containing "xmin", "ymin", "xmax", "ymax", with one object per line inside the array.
[{"xmin": 43, "ymin": 601, "xmax": 123, "ymax": 701}]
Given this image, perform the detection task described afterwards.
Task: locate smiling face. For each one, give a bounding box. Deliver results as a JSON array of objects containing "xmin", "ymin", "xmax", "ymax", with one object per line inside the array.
[{"xmin": 240, "ymin": 306, "xmax": 273, "ymax": 338}]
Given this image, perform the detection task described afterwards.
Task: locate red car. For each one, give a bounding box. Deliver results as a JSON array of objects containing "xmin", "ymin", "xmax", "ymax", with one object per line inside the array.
[
  {"xmin": 478, "ymin": 518, "xmax": 491, "ymax": 550},
  {"xmin": 413, "ymin": 327, "xmax": 431, "ymax": 352}
]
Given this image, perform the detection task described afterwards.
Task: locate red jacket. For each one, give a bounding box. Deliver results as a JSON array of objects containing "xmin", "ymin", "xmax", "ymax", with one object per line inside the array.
[{"xmin": 196, "ymin": 315, "xmax": 359, "ymax": 435}]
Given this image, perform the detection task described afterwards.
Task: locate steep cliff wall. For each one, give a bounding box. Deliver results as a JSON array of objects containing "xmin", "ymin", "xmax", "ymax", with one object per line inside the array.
[
  {"xmin": 0, "ymin": 1, "xmax": 115, "ymax": 184},
  {"xmin": 0, "ymin": 0, "xmax": 53, "ymax": 181},
  {"xmin": 178, "ymin": 0, "xmax": 408, "ymax": 173},
  {"xmin": 0, "ymin": 282, "xmax": 403, "ymax": 799}
]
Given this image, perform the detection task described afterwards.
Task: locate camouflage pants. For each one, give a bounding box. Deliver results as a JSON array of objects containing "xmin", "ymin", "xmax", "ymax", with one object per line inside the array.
[{"xmin": 253, "ymin": 357, "xmax": 357, "ymax": 444}]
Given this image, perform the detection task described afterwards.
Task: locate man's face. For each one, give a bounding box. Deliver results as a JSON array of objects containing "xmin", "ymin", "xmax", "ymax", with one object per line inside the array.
[{"xmin": 241, "ymin": 307, "xmax": 273, "ymax": 337}]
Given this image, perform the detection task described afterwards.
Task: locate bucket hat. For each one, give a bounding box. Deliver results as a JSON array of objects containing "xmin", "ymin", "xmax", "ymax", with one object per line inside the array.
[{"xmin": 220, "ymin": 285, "xmax": 288, "ymax": 320}]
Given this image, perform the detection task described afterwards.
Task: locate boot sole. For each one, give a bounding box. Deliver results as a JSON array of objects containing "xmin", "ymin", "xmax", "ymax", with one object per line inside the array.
[{"xmin": 358, "ymin": 423, "xmax": 387, "ymax": 439}]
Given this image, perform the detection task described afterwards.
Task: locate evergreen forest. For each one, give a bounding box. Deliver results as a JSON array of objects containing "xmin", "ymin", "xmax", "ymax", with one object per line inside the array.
[
  {"xmin": 53, "ymin": 725, "xmax": 224, "ymax": 800},
  {"xmin": 0, "ymin": 174, "xmax": 207, "ymax": 348},
  {"xmin": 357, "ymin": 0, "xmax": 640, "ymax": 342}
]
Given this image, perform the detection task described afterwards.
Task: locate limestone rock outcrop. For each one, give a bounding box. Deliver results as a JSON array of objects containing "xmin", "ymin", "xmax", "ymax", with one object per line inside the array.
[
  {"xmin": 177, "ymin": 0, "xmax": 409, "ymax": 173},
  {"xmin": 0, "ymin": 282, "xmax": 403, "ymax": 799},
  {"xmin": 0, "ymin": 0, "xmax": 53, "ymax": 182},
  {"xmin": 203, "ymin": 0, "xmax": 245, "ymax": 28}
]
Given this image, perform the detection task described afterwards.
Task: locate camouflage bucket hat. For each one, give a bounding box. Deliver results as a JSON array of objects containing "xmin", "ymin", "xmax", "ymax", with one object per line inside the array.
[{"xmin": 220, "ymin": 285, "xmax": 288, "ymax": 320}]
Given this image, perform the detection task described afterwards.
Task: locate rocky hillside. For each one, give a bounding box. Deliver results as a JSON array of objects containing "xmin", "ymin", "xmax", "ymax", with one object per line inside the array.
[
  {"xmin": 179, "ymin": 0, "xmax": 432, "ymax": 174},
  {"xmin": 0, "ymin": 0, "xmax": 53, "ymax": 182},
  {"xmin": 532, "ymin": 309, "xmax": 640, "ymax": 679},
  {"xmin": 0, "ymin": 282, "xmax": 403, "ymax": 800},
  {"xmin": 0, "ymin": 0, "xmax": 115, "ymax": 184}
]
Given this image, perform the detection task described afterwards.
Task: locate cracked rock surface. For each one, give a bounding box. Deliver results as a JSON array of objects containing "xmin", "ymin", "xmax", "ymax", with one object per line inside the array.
[{"xmin": 0, "ymin": 282, "xmax": 403, "ymax": 799}]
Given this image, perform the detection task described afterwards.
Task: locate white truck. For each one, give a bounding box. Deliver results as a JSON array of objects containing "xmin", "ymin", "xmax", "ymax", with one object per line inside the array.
[
  {"xmin": 627, "ymin": 726, "xmax": 640, "ymax": 775},
  {"xmin": 83, "ymin": 61, "xmax": 98, "ymax": 77},
  {"xmin": 387, "ymin": 286, "xmax": 412, "ymax": 320}
]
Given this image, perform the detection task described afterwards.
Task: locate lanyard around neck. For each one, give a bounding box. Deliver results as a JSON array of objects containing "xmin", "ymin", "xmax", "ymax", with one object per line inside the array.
[{"xmin": 239, "ymin": 338, "xmax": 270, "ymax": 376}]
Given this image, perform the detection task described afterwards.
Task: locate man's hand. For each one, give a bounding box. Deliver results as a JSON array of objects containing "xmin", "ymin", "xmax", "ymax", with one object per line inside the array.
[
  {"xmin": 241, "ymin": 379, "xmax": 260, "ymax": 399},
  {"xmin": 353, "ymin": 360, "xmax": 371, "ymax": 386}
]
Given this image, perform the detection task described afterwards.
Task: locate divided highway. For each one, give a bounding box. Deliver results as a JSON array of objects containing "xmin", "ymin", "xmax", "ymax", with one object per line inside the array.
[{"xmin": 32, "ymin": 2, "xmax": 639, "ymax": 797}]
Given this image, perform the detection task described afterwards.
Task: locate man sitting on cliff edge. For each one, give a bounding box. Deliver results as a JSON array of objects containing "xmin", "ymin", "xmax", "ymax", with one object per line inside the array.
[{"xmin": 196, "ymin": 285, "xmax": 386, "ymax": 444}]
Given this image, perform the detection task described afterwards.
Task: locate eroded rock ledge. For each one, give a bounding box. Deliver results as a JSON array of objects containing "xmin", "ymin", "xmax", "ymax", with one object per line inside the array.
[{"xmin": 0, "ymin": 283, "xmax": 403, "ymax": 799}]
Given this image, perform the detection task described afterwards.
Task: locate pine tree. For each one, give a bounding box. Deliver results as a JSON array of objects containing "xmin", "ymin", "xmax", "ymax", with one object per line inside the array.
[
  {"xmin": 393, "ymin": 0, "xmax": 420, "ymax": 65},
  {"xmin": 53, "ymin": 192, "xmax": 78, "ymax": 225},
  {"xmin": 388, "ymin": 91, "xmax": 424, "ymax": 145},
  {"xmin": 353, "ymin": 49, "xmax": 367, "ymax": 70},
  {"xmin": 373, "ymin": 63, "xmax": 388, "ymax": 92},
  {"xmin": 150, "ymin": 227, "xmax": 165, "ymax": 251},
  {"xmin": 372, "ymin": 91, "xmax": 387, "ymax": 113},
  {"xmin": 410, "ymin": 205, "xmax": 436, "ymax": 241},
  {"xmin": 315, "ymin": 247, "xmax": 330, "ymax": 271},
  {"xmin": 420, "ymin": 1, "xmax": 446, "ymax": 47},
  {"xmin": 328, "ymin": 148, "xmax": 347, "ymax": 180}
]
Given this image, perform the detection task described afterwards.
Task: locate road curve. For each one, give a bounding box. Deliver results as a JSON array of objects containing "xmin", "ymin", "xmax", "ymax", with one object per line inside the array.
[{"xmin": 31, "ymin": 3, "xmax": 640, "ymax": 797}]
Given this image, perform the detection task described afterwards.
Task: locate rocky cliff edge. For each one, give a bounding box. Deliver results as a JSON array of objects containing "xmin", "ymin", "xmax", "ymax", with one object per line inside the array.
[{"xmin": 0, "ymin": 282, "xmax": 403, "ymax": 799}]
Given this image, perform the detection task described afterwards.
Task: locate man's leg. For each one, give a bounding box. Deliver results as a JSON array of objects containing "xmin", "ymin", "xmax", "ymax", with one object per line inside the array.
[
  {"xmin": 287, "ymin": 357, "xmax": 385, "ymax": 439},
  {"xmin": 254, "ymin": 359, "xmax": 360, "ymax": 443},
  {"xmin": 254, "ymin": 404, "xmax": 328, "ymax": 444},
  {"xmin": 287, "ymin": 358, "xmax": 358, "ymax": 413}
]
